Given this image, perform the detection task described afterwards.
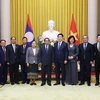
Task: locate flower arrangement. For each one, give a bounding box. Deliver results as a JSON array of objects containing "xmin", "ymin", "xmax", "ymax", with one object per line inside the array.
[{"xmin": 38, "ymin": 36, "xmax": 57, "ymax": 47}]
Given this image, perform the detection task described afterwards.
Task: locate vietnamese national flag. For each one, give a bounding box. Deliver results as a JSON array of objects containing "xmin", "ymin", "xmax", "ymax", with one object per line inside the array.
[
  {"xmin": 24, "ymin": 14, "xmax": 35, "ymax": 46},
  {"xmin": 69, "ymin": 14, "xmax": 80, "ymax": 45}
]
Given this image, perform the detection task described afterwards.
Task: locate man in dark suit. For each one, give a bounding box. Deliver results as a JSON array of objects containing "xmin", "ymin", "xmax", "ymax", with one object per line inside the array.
[
  {"xmin": 38, "ymin": 38, "xmax": 54, "ymax": 86},
  {"xmin": 6, "ymin": 37, "xmax": 20, "ymax": 85},
  {"xmin": 54, "ymin": 33, "xmax": 68, "ymax": 86},
  {"xmin": 19, "ymin": 37, "xmax": 29, "ymax": 84},
  {"xmin": 0, "ymin": 40, "xmax": 8, "ymax": 85},
  {"xmin": 79, "ymin": 35, "xmax": 93, "ymax": 86},
  {"xmin": 93, "ymin": 34, "xmax": 100, "ymax": 86}
]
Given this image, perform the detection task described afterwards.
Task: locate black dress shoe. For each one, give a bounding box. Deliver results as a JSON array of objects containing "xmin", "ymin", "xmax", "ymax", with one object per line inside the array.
[
  {"xmin": 15, "ymin": 82, "xmax": 20, "ymax": 84},
  {"xmin": 27, "ymin": 81, "xmax": 29, "ymax": 84},
  {"xmin": 62, "ymin": 83, "xmax": 65, "ymax": 86},
  {"xmin": 30, "ymin": 83, "xmax": 34, "ymax": 85},
  {"xmin": 48, "ymin": 83, "xmax": 51, "ymax": 86},
  {"xmin": 41, "ymin": 83, "xmax": 45, "ymax": 86},
  {"xmin": 33, "ymin": 83, "xmax": 37, "ymax": 85},
  {"xmin": 95, "ymin": 83, "xmax": 99, "ymax": 86},
  {"xmin": 11, "ymin": 82, "xmax": 14, "ymax": 85},
  {"xmin": 22, "ymin": 81, "xmax": 26, "ymax": 84},
  {"xmin": 0, "ymin": 83, "xmax": 4, "ymax": 85},
  {"xmin": 54, "ymin": 83, "xmax": 60, "ymax": 85},
  {"xmin": 87, "ymin": 83, "xmax": 91, "ymax": 86},
  {"xmin": 79, "ymin": 83, "xmax": 84, "ymax": 85}
]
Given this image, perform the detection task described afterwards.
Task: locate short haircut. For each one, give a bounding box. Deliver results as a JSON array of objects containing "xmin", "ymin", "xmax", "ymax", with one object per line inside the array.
[
  {"xmin": 0, "ymin": 39, "xmax": 6, "ymax": 43},
  {"xmin": 10, "ymin": 37, "xmax": 16, "ymax": 40},
  {"xmin": 82, "ymin": 35, "xmax": 88, "ymax": 38},
  {"xmin": 97, "ymin": 34, "xmax": 100, "ymax": 37},
  {"xmin": 22, "ymin": 37, "xmax": 28, "ymax": 40},
  {"xmin": 44, "ymin": 37, "xmax": 50, "ymax": 41},
  {"xmin": 57, "ymin": 33, "xmax": 64, "ymax": 37},
  {"xmin": 68, "ymin": 35, "xmax": 76, "ymax": 43}
]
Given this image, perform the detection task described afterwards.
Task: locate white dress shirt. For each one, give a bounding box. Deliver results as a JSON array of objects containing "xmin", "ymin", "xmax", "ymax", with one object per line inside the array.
[
  {"xmin": 97, "ymin": 42, "xmax": 100, "ymax": 51},
  {"xmin": 12, "ymin": 44, "xmax": 16, "ymax": 52}
]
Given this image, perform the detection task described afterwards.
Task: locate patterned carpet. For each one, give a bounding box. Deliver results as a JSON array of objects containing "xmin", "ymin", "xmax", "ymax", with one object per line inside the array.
[{"xmin": 0, "ymin": 80, "xmax": 100, "ymax": 100}]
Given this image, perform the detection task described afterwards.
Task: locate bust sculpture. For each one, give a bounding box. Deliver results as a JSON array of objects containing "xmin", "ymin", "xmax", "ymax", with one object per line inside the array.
[{"xmin": 42, "ymin": 20, "xmax": 60, "ymax": 41}]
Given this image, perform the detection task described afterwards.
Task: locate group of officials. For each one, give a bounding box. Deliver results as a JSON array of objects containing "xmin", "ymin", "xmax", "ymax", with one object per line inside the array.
[{"xmin": 0, "ymin": 33, "xmax": 100, "ymax": 87}]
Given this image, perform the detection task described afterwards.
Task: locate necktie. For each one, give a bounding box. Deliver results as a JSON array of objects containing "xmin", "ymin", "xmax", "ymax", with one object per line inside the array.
[
  {"xmin": 58, "ymin": 42, "xmax": 61, "ymax": 50},
  {"xmin": 23, "ymin": 45, "xmax": 26, "ymax": 53},
  {"xmin": 13, "ymin": 44, "xmax": 15, "ymax": 53},
  {"xmin": 84, "ymin": 43, "xmax": 87, "ymax": 50},
  {"xmin": 46, "ymin": 45, "xmax": 48, "ymax": 53},
  {"xmin": 3, "ymin": 47, "xmax": 6, "ymax": 61}
]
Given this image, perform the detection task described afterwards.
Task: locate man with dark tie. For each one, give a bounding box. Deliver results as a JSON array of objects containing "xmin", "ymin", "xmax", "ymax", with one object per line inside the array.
[
  {"xmin": 79, "ymin": 35, "xmax": 93, "ymax": 86},
  {"xmin": 38, "ymin": 38, "xmax": 54, "ymax": 86},
  {"xmin": 54, "ymin": 33, "xmax": 68, "ymax": 86},
  {"xmin": 0, "ymin": 40, "xmax": 8, "ymax": 85},
  {"xmin": 6, "ymin": 37, "xmax": 20, "ymax": 85},
  {"xmin": 93, "ymin": 34, "xmax": 100, "ymax": 86},
  {"xmin": 19, "ymin": 37, "xmax": 29, "ymax": 84}
]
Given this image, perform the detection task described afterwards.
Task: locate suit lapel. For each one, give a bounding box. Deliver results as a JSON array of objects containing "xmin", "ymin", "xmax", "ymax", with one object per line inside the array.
[
  {"xmin": 10, "ymin": 44, "xmax": 15, "ymax": 53},
  {"xmin": 85, "ymin": 43, "xmax": 89, "ymax": 51}
]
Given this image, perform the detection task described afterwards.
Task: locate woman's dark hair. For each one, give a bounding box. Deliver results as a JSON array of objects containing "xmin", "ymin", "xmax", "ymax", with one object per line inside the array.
[{"xmin": 68, "ymin": 35, "xmax": 76, "ymax": 43}]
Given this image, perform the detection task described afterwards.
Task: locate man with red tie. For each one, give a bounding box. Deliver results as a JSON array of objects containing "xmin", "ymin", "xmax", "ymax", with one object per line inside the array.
[{"xmin": 0, "ymin": 40, "xmax": 8, "ymax": 85}]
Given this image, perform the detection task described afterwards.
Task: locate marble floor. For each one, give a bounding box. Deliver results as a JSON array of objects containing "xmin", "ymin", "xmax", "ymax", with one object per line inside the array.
[{"xmin": 0, "ymin": 81, "xmax": 100, "ymax": 100}]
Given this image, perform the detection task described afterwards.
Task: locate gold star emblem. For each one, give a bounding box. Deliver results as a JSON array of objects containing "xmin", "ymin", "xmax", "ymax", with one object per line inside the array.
[{"xmin": 69, "ymin": 31, "xmax": 78, "ymax": 41}]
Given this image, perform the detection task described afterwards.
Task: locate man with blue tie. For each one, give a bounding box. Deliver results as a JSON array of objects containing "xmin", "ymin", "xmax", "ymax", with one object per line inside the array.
[
  {"xmin": 79, "ymin": 35, "xmax": 93, "ymax": 86},
  {"xmin": 6, "ymin": 37, "xmax": 20, "ymax": 85},
  {"xmin": 38, "ymin": 38, "xmax": 54, "ymax": 86},
  {"xmin": 19, "ymin": 37, "xmax": 29, "ymax": 84},
  {"xmin": 0, "ymin": 40, "xmax": 8, "ymax": 85},
  {"xmin": 54, "ymin": 33, "xmax": 68, "ymax": 86}
]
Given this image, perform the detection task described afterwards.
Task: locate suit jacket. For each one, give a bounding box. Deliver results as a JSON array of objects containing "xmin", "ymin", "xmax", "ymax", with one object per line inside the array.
[
  {"xmin": 26, "ymin": 47, "xmax": 39, "ymax": 64},
  {"xmin": 38, "ymin": 44, "xmax": 54, "ymax": 65},
  {"xmin": 0, "ymin": 46, "xmax": 6, "ymax": 64},
  {"xmin": 78, "ymin": 43, "xmax": 93, "ymax": 64},
  {"xmin": 6, "ymin": 44, "xmax": 20, "ymax": 64},
  {"xmin": 93, "ymin": 43, "xmax": 100, "ymax": 60},
  {"xmin": 54, "ymin": 41, "xmax": 68, "ymax": 63},
  {"xmin": 19, "ymin": 44, "xmax": 29, "ymax": 63}
]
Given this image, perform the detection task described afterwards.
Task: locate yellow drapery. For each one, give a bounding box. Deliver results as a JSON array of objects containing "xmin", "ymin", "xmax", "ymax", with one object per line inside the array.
[{"xmin": 10, "ymin": 0, "xmax": 88, "ymax": 44}]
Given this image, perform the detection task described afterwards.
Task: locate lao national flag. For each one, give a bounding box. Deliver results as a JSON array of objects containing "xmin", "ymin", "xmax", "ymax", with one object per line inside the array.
[
  {"xmin": 68, "ymin": 14, "xmax": 80, "ymax": 45},
  {"xmin": 25, "ymin": 15, "xmax": 35, "ymax": 46}
]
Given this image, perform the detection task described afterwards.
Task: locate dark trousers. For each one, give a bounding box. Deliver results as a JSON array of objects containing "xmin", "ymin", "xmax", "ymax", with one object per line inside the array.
[
  {"xmin": 0, "ymin": 62, "xmax": 8, "ymax": 84},
  {"xmin": 55, "ymin": 62, "xmax": 65, "ymax": 83},
  {"xmin": 95, "ymin": 58, "xmax": 100, "ymax": 84},
  {"xmin": 21, "ymin": 63, "xmax": 27, "ymax": 82},
  {"xmin": 41, "ymin": 65, "xmax": 51, "ymax": 84},
  {"xmin": 80, "ymin": 60, "xmax": 91, "ymax": 84},
  {"xmin": 9, "ymin": 63, "xmax": 19, "ymax": 83}
]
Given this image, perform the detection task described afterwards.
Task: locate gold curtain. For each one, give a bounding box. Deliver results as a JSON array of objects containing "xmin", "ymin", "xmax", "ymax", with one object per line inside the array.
[{"xmin": 10, "ymin": 0, "xmax": 88, "ymax": 44}]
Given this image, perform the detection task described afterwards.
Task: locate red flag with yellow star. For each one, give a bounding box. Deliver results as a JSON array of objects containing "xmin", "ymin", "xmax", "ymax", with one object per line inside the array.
[{"xmin": 69, "ymin": 14, "xmax": 80, "ymax": 45}]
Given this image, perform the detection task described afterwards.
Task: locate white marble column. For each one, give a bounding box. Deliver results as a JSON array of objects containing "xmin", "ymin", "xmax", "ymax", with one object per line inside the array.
[
  {"xmin": 1, "ymin": 0, "xmax": 10, "ymax": 44},
  {"xmin": 88, "ymin": 0, "xmax": 98, "ymax": 44}
]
